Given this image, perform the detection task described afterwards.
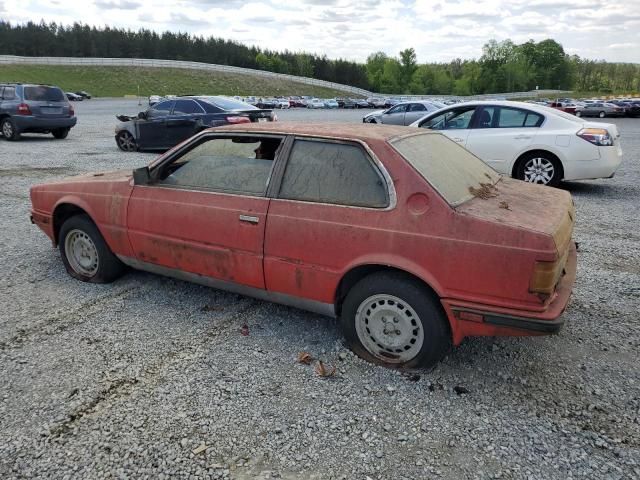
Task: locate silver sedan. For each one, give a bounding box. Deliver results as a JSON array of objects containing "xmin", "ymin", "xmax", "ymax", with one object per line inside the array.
[{"xmin": 363, "ymin": 101, "xmax": 446, "ymax": 125}]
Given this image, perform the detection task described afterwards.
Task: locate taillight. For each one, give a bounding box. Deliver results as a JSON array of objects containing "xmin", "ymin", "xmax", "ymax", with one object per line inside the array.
[
  {"xmin": 226, "ymin": 116, "xmax": 251, "ymax": 124},
  {"xmin": 69, "ymin": 104, "xmax": 75, "ymax": 117},
  {"xmin": 577, "ymin": 128, "xmax": 613, "ymax": 146},
  {"xmin": 17, "ymin": 103, "xmax": 31, "ymax": 115}
]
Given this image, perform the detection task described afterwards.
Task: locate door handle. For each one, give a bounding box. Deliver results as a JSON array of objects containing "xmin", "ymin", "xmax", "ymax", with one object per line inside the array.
[
  {"xmin": 452, "ymin": 137, "xmax": 464, "ymax": 142},
  {"xmin": 239, "ymin": 214, "xmax": 259, "ymax": 224},
  {"xmin": 514, "ymin": 135, "xmax": 532, "ymax": 140}
]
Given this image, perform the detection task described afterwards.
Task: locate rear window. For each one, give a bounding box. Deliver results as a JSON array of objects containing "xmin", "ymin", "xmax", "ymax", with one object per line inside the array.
[
  {"xmin": 199, "ymin": 97, "xmax": 256, "ymax": 111},
  {"xmin": 390, "ymin": 133, "xmax": 500, "ymax": 207},
  {"xmin": 24, "ymin": 86, "xmax": 65, "ymax": 102}
]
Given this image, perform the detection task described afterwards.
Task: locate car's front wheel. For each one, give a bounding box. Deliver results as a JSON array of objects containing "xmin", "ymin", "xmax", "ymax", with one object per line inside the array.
[
  {"xmin": 52, "ymin": 128, "xmax": 70, "ymax": 139},
  {"xmin": 516, "ymin": 152, "xmax": 562, "ymax": 187},
  {"xmin": 599, "ymin": 111, "xmax": 606, "ymax": 118},
  {"xmin": 575, "ymin": 111, "xmax": 582, "ymax": 117},
  {"xmin": 116, "ymin": 130, "xmax": 138, "ymax": 151},
  {"xmin": 1, "ymin": 117, "xmax": 20, "ymax": 141},
  {"xmin": 340, "ymin": 272, "xmax": 451, "ymax": 369},
  {"xmin": 59, "ymin": 214, "xmax": 126, "ymax": 283}
]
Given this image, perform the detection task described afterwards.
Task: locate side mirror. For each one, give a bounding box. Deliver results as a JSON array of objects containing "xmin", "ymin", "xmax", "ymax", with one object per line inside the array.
[
  {"xmin": 138, "ymin": 111, "xmax": 147, "ymax": 120},
  {"xmin": 133, "ymin": 166, "xmax": 150, "ymax": 185}
]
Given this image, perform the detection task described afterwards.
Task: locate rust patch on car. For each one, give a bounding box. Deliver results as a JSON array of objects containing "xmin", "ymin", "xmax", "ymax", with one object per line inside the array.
[{"xmin": 469, "ymin": 183, "xmax": 499, "ymax": 200}]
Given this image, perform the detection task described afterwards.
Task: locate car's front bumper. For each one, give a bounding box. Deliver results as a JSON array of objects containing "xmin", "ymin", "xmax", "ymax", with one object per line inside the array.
[
  {"xmin": 443, "ymin": 242, "xmax": 577, "ymax": 345},
  {"xmin": 13, "ymin": 116, "xmax": 77, "ymax": 132}
]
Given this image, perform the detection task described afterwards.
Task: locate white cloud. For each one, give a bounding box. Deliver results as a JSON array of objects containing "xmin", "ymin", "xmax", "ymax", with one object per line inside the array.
[{"xmin": 1, "ymin": 0, "xmax": 639, "ymax": 62}]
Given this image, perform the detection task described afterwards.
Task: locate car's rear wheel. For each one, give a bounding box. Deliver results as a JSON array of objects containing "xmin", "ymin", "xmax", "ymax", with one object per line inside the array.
[
  {"xmin": 52, "ymin": 128, "xmax": 70, "ymax": 139},
  {"xmin": 59, "ymin": 214, "xmax": 126, "ymax": 283},
  {"xmin": 340, "ymin": 272, "xmax": 451, "ymax": 369},
  {"xmin": 599, "ymin": 111, "xmax": 606, "ymax": 118},
  {"xmin": 516, "ymin": 152, "xmax": 562, "ymax": 187},
  {"xmin": 116, "ymin": 130, "xmax": 137, "ymax": 151},
  {"xmin": 1, "ymin": 118, "xmax": 20, "ymax": 141}
]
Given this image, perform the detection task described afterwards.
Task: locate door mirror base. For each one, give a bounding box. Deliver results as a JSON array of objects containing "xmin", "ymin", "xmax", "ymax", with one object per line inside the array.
[{"xmin": 133, "ymin": 166, "xmax": 151, "ymax": 185}]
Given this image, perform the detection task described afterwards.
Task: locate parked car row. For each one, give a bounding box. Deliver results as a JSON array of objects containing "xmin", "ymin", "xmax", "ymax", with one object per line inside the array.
[
  {"xmin": 528, "ymin": 97, "xmax": 640, "ymax": 118},
  {"xmin": 364, "ymin": 100, "xmax": 623, "ymax": 187}
]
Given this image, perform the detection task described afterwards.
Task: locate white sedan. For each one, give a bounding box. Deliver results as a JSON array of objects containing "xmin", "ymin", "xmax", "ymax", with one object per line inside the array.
[{"xmin": 410, "ymin": 101, "xmax": 623, "ymax": 186}]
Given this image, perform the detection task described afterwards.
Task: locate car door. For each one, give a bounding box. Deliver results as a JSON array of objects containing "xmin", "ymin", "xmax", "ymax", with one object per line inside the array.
[
  {"xmin": 264, "ymin": 138, "xmax": 390, "ymax": 305},
  {"xmin": 465, "ymin": 106, "xmax": 540, "ymax": 173},
  {"xmin": 136, "ymin": 100, "xmax": 174, "ymax": 150},
  {"xmin": 380, "ymin": 104, "xmax": 408, "ymax": 125},
  {"xmin": 417, "ymin": 106, "xmax": 477, "ymax": 146},
  {"xmin": 127, "ymin": 133, "xmax": 284, "ymax": 289},
  {"xmin": 164, "ymin": 99, "xmax": 204, "ymax": 146},
  {"xmin": 403, "ymin": 103, "xmax": 428, "ymax": 125}
]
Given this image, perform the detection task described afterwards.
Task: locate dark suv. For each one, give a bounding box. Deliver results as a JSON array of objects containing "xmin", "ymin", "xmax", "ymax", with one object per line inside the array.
[{"xmin": 0, "ymin": 84, "xmax": 77, "ymax": 140}]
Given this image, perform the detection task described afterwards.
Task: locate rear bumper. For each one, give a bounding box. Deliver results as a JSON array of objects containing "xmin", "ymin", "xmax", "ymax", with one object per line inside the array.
[
  {"xmin": 564, "ymin": 146, "xmax": 623, "ymax": 181},
  {"xmin": 444, "ymin": 242, "xmax": 577, "ymax": 345},
  {"xmin": 13, "ymin": 116, "xmax": 77, "ymax": 132}
]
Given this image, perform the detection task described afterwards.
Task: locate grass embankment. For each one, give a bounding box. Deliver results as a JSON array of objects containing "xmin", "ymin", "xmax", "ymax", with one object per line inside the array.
[{"xmin": 0, "ymin": 65, "xmax": 356, "ymax": 98}]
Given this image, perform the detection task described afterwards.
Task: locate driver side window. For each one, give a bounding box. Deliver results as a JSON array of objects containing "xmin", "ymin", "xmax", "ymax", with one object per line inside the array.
[
  {"xmin": 148, "ymin": 101, "xmax": 174, "ymax": 119},
  {"xmin": 420, "ymin": 108, "xmax": 476, "ymax": 130},
  {"xmin": 387, "ymin": 104, "xmax": 408, "ymax": 114},
  {"xmin": 157, "ymin": 136, "xmax": 283, "ymax": 196}
]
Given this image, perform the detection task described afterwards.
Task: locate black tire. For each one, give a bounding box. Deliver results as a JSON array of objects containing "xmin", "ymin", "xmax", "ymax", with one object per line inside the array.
[
  {"xmin": 59, "ymin": 214, "xmax": 126, "ymax": 283},
  {"xmin": 116, "ymin": 130, "xmax": 138, "ymax": 152},
  {"xmin": 575, "ymin": 111, "xmax": 582, "ymax": 117},
  {"xmin": 1, "ymin": 117, "xmax": 20, "ymax": 141},
  {"xmin": 52, "ymin": 128, "xmax": 70, "ymax": 139},
  {"xmin": 599, "ymin": 111, "xmax": 605, "ymax": 118},
  {"xmin": 340, "ymin": 272, "xmax": 451, "ymax": 369},
  {"xmin": 515, "ymin": 151, "xmax": 562, "ymax": 187}
]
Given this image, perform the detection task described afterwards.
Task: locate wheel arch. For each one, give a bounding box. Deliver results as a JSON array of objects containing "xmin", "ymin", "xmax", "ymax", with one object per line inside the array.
[
  {"xmin": 511, "ymin": 148, "xmax": 565, "ymax": 180},
  {"xmin": 52, "ymin": 201, "xmax": 96, "ymax": 246},
  {"xmin": 334, "ymin": 263, "xmax": 444, "ymax": 317}
]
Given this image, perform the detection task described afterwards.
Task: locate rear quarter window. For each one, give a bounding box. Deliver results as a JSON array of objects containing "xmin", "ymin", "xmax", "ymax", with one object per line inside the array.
[{"xmin": 279, "ymin": 140, "xmax": 388, "ymax": 208}]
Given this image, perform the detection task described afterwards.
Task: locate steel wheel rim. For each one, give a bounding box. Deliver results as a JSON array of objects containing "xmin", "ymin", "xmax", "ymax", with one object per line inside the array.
[
  {"xmin": 524, "ymin": 157, "xmax": 554, "ymax": 184},
  {"xmin": 2, "ymin": 121, "xmax": 13, "ymax": 138},
  {"xmin": 118, "ymin": 132, "xmax": 136, "ymax": 151},
  {"xmin": 355, "ymin": 294, "xmax": 424, "ymax": 364},
  {"xmin": 65, "ymin": 229, "xmax": 99, "ymax": 276}
]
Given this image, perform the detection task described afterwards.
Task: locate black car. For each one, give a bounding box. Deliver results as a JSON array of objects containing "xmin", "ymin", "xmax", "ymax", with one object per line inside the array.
[
  {"xmin": 115, "ymin": 96, "xmax": 275, "ymax": 152},
  {"xmin": 76, "ymin": 91, "xmax": 92, "ymax": 99},
  {"xmin": 0, "ymin": 83, "xmax": 77, "ymax": 140},
  {"xmin": 611, "ymin": 100, "xmax": 640, "ymax": 117}
]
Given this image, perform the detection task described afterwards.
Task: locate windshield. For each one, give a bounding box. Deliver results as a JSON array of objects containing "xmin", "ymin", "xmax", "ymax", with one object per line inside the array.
[
  {"xmin": 199, "ymin": 97, "xmax": 257, "ymax": 111},
  {"xmin": 390, "ymin": 132, "xmax": 500, "ymax": 207},
  {"xmin": 24, "ymin": 86, "xmax": 65, "ymax": 102}
]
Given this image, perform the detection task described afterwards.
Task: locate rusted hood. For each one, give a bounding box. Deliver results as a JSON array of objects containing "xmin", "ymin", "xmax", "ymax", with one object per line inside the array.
[{"xmin": 456, "ymin": 177, "xmax": 575, "ymax": 254}]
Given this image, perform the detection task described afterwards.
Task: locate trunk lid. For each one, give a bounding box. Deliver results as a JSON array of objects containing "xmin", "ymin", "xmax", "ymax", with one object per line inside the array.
[{"xmin": 456, "ymin": 177, "xmax": 575, "ymax": 257}]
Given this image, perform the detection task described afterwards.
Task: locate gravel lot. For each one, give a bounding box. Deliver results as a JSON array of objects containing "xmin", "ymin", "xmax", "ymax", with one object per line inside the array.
[{"xmin": 1, "ymin": 99, "xmax": 639, "ymax": 480}]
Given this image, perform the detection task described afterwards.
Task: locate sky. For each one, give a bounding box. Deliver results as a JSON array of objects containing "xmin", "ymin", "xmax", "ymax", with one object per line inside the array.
[{"xmin": 1, "ymin": 0, "xmax": 640, "ymax": 63}]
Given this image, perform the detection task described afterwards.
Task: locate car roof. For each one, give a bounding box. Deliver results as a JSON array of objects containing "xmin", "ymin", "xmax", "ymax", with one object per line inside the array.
[
  {"xmin": 432, "ymin": 99, "xmax": 571, "ymax": 116},
  {"xmin": 214, "ymin": 122, "xmax": 432, "ymax": 142}
]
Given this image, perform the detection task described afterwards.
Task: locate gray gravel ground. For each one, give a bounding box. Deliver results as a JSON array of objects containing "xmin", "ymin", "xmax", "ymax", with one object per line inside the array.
[{"xmin": 0, "ymin": 99, "xmax": 639, "ymax": 479}]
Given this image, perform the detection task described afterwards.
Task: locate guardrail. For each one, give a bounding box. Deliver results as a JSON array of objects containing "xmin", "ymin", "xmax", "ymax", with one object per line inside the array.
[
  {"xmin": 0, "ymin": 55, "xmax": 373, "ymax": 97},
  {"xmin": 0, "ymin": 55, "xmax": 568, "ymax": 100}
]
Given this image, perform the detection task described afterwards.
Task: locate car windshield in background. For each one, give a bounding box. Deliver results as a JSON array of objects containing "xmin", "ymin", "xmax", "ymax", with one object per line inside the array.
[
  {"xmin": 199, "ymin": 97, "xmax": 257, "ymax": 111},
  {"xmin": 24, "ymin": 86, "xmax": 65, "ymax": 102},
  {"xmin": 391, "ymin": 133, "xmax": 500, "ymax": 207}
]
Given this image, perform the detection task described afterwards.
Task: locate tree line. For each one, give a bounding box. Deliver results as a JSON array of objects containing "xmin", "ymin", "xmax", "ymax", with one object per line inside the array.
[{"xmin": 1, "ymin": 21, "xmax": 638, "ymax": 95}]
